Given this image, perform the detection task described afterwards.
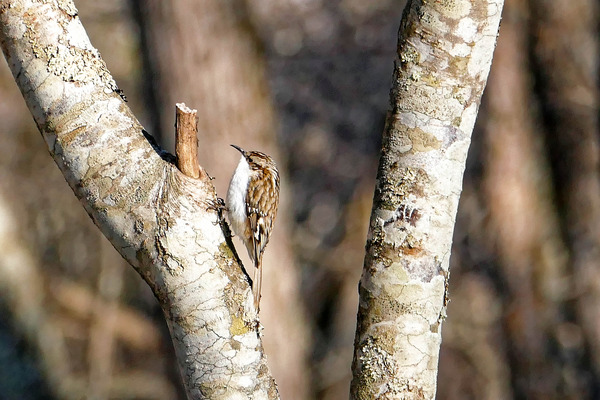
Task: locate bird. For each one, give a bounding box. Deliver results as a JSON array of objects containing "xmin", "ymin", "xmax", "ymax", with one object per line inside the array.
[{"xmin": 227, "ymin": 144, "xmax": 280, "ymax": 311}]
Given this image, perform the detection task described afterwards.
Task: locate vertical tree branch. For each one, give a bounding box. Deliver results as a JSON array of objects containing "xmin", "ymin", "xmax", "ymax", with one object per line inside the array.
[{"xmin": 351, "ymin": 0, "xmax": 503, "ymax": 398}]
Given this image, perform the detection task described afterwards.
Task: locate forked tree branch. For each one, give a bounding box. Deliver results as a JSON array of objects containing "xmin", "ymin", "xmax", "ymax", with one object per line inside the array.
[
  {"xmin": 352, "ymin": 0, "xmax": 504, "ymax": 398},
  {"xmin": 0, "ymin": 1, "xmax": 278, "ymax": 398}
]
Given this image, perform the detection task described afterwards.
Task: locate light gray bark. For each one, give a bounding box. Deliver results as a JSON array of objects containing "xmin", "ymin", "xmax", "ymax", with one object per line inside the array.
[
  {"xmin": 0, "ymin": 1, "xmax": 278, "ymax": 398},
  {"xmin": 351, "ymin": 0, "xmax": 503, "ymax": 398}
]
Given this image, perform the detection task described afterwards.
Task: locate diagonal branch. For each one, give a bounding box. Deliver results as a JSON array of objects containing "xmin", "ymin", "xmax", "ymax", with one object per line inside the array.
[{"xmin": 0, "ymin": 0, "xmax": 278, "ymax": 398}]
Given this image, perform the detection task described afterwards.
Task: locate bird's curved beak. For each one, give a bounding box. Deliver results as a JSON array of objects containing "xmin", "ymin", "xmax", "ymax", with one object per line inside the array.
[{"xmin": 230, "ymin": 144, "xmax": 245, "ymax": 155}]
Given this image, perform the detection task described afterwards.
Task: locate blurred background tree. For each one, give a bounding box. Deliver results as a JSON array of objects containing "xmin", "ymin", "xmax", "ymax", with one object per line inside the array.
[{"xmin": 0, "ymin": 0, "xmax": 597, "ymax": 399}]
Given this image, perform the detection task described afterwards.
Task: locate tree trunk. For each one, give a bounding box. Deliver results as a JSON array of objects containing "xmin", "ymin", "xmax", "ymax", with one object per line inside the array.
[
  {"xmin": 351, "ymin": 0, "xmax": 503, "ymax": 398},
  {"xmin": 0, "ymin": 1, "xmax": 278, "ymax": 398}
]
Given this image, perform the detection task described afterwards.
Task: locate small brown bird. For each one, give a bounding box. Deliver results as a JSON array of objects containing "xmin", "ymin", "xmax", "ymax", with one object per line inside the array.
[{"xmin": 227, "ymin": 145, "xmax": 280, "ymax": 310}]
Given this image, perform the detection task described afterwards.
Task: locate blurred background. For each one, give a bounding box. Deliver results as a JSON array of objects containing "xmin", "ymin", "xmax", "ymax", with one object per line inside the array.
[{"xmin": 0, "ymin": 0, "xmax": 598, "ymax": 399}]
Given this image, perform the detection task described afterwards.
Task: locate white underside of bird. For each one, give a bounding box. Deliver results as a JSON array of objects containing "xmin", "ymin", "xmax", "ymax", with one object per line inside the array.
[{"xmin": 227, "ymin": 155, "xmax": 251, "ymax": 256}]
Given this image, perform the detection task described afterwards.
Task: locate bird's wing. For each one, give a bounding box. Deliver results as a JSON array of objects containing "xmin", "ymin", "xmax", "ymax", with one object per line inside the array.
[{"xmin": 245, "ymin": 170, "xmax": 280, "ymax": 266}]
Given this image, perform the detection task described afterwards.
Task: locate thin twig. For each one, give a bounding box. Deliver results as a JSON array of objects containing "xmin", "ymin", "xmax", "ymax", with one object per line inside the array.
[{"xmin": 175, "ymin": 103, "xmax": 203, "ymax": 179}]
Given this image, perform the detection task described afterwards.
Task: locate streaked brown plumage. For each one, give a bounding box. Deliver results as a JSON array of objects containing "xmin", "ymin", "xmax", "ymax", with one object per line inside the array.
[{"xmin": 227, "ymin": 145, "xmax": 280, "ymax": 310}]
